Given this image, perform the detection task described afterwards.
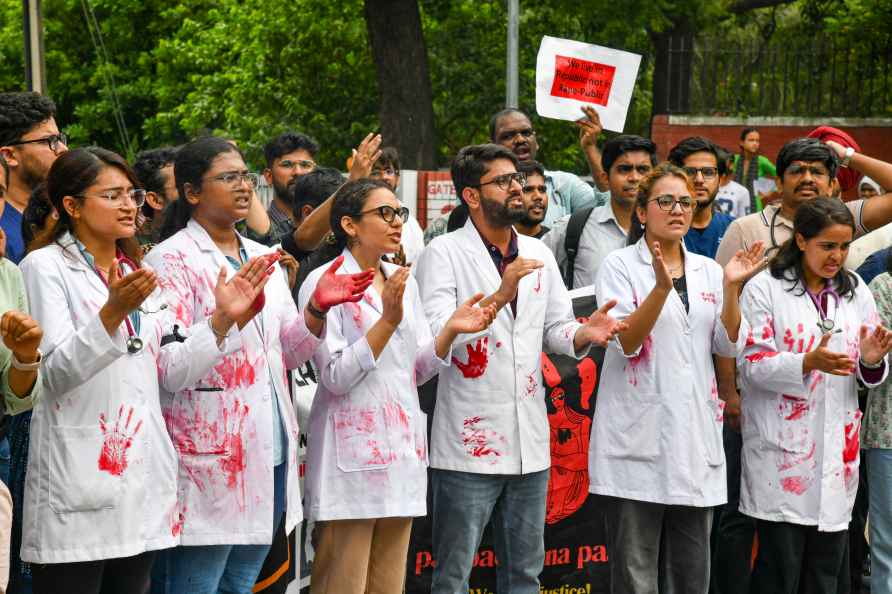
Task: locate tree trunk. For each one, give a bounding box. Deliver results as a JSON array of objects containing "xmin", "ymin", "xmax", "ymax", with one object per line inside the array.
[{"xmin": 364, "ymin": 0, "xmax": 437, "ymax": 170}]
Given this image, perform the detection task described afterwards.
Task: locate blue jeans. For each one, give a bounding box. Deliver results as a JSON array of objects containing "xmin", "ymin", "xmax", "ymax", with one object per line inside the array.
[
  {"xmin": 870, "ymin": 448, "xmax": 892, "ymax": 594},
  {"xmin": 0, "ymin": 436, "xmax": 11, "ymax": 488},
  {"xmin": 151, "ymin": 462, "xmax": 287, "ymax": 594},
  {"xmin": 430, "ymin": 468, "xmax": 548, "ymax": 594}
]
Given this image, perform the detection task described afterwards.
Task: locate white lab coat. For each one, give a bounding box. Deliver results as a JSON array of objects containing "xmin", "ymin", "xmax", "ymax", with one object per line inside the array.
[
  {"xmin": 19, "ymin": 234, "xmax": 234, "ymax": 563},
  {"xmin": 737, "ymin": 269, "xmax": 886, "ymax": 531},
  {"xmin": 589, "ymin": 239, "xmax": 747, "ymax": 507},
  {"xmin": 414, "ymin": 220, "xmax": 582, "ymax": 475},
  {"xmin": 298, "ymin": 250, "xmax": 447, "ymax": 521},
  {"xmin": 144, "ymin": 219, "xmax": 320, "ymax": 546}
]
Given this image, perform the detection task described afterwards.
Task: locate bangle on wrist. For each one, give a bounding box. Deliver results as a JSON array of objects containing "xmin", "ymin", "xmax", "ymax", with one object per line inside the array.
[
  {"xmin": 11, "ymin": 349, "xmax": 42, "ymax": 371},
  {"xmin": 860, "ymin": 356, "xmax": 884, "ymax": 370},
  {"xmin": 306, "ymin": 299, "xmax": 328, "ymax": 320},
  {"xmin": 841, "ymin": 146, "xmax": 855, "ymax": 168},
  {"xmin": 208, "ymin": 317, "xmax": 231, "ymax": 341}
]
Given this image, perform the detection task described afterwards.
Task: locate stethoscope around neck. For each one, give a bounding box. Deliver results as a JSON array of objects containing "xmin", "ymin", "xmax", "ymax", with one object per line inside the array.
[{"xmin": 805, "ymin": 281, "xmax": 841, "ymax": 334}]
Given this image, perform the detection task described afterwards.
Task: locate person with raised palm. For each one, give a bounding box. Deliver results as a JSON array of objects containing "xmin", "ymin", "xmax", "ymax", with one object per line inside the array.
[
  {"xmin": 17, "ymin": 147, "xmax": 277, "ymax": 594},
  {"xmin": 590, "ymin": 163, "xmax": 763, "ymax": 594},
  {"xmin": 298, "ymin": 179, "xmax": 497, "ymax": 594}
]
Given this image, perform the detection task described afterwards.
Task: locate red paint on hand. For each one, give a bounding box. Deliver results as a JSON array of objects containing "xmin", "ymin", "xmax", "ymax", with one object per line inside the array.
[
  {"xmin": 98, "ymin": 405, "xmax": 142, "ymax": 476},
  {"xmin": 312, "ymin": 255, "xmax": 376, "ymax": 310},
  {"xmin": 453, "ymin": 337, "xmax": 489, "ymax": 378}
]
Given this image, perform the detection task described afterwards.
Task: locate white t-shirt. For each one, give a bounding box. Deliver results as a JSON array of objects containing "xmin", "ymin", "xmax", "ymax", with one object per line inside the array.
[{"xmin": 716, "ymin": 180, "xmax": 750, "ymax": 219}]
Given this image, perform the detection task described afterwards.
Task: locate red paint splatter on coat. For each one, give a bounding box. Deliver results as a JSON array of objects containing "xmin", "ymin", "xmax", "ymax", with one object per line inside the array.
[
  {"xmin": 452, "ymin": 337, "xmax": 489, "ymax": 378},
  {"xmin": 625, "ymin": 335, "xmax": 652, "ymax": 386},
  {"xmin": 844, "ymin": 411, "xmax": 863, "ymax": 485},
  {"xmin": 762, "ymin": 317, "xmax": 774, "ymax": 339},
  {"xmin": 710, "ymin": 378, "xmax": 725, "ymax": 422},
  {"xmin": 171, "ymin": 503, "xmax": 187, "ymax": 537},
  {"xmin": 346, "ymin": 301, "xmax": 363, "ymax": 328},
  {"xmin": 496, "ymin": 341, "xmax": 503, "ymax": 348},
  {"xmin": 461, "ymin": 416, "xmax": 503, "ymax": 458},
  {"xmin": 780, "ymin": 476, "xmax": 812, "ymax": 495},
  {"xmin": 777, "ymin": 441, "xmax": 816, "ymax": 472},
  {"xmin": 219, "ymin": 400, "xmax": 250, "ymax": 510},
  {"xmin": 745, "ymin": 351, "xmax": 780, "ymax": 363},
  {"xmin": 533, "ymin": 270, "xmax": 542, "ymax": 293},
  {"xmin": 782, "ymin": 394, "xmax": 810, "ymax": 421},
  {"xmin": 745, "ymin": 329, "xmax": 755, "ymax": 347},
  {"xmin": 208, "ymin": 353, "xmax": 258, "ymax": 391},
  {"xmin": 98, "ymin": 405, "xmax": 142, "ymax": 476},
  {"xmin": 525, "ymin": 373, "xmax": 538, "ymax": 397}
]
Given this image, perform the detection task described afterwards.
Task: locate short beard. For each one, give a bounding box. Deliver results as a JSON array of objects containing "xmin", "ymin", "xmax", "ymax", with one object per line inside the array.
[
  {"xmin": 273, "ymin": 179, "xmax": 291, "ymax": 202},
  {"xmin": 480, "ymin": 194, "xmax": 525, "ymax": 228},
  {"xmin": 696, "ymin": 188, "xmax": 718, "ymax": 212},
  {"xmin": 519, "ymin": 210, "xmax": 545, "ymax": 227}
]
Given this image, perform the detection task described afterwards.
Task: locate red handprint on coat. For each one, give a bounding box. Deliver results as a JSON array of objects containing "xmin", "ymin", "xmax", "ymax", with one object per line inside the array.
[
  {"xmin": 98, "ymin": 405, "xmax": 143, "ymax": 476},
  {"xmin": 452, "ymin": 337, "xmax": 489, "ymax": 378}
]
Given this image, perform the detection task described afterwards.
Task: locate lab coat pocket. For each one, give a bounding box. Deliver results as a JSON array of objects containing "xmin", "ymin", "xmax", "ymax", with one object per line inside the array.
[
  {"xmin": 49, "ymin": 425, "xmax": 123, "ymax": 513},
  {"xmin": 605, "ymin": 394, "xmax": 661, "ymax": 461},
  {"xmin": 332, "ymin": 407, "xmax": 394, "ymax": 472}
]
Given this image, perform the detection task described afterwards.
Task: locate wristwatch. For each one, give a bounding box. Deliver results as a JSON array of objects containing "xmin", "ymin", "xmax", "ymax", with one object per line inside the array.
[
  {"xmin": 11, "ymin": 349, "xmax": 42, "ymax": 371},
  {"xmin": 841, "ymin": 146, "xmax": 855, "ymax": 168}
]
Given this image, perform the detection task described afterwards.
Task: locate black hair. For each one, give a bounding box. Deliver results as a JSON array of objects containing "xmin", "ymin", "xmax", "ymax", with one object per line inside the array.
[
  {"xmin": 450, "ymin": 143, "xmax": 519, "ymax": 205},
  {"xmin": 21, "ymin": 182, "xmax": 52, "ymax": 250},
  {"xmin": 315, "ymin": 178, "xmax": 393, "ymax": 262},
  {"xmin": 627, "ymin": 162, "xmax": 693, "ymax": 246},
  {"xmin": 133, "ymin": 146, "xmax": 179, "ymax": 218},
  {"xmin": 601, "ymin": 135, "xmax": 658, "ymax": 174},
  {"xmin": 740, "ymin": 127, "xmax": 759, "ymax": 142},
  {"xmin": 0, "ymin": 92, "xmax": 57, "ymax": 146},
  {"xmin": 0, "ymin": 153, "xmax": 8, "ymax": 188},
  {"xmin": 374, "ymin": 147, "xmax": 401, "ymax": 173},
  {"xmin": 291, "ymin": 167, "xmax": 344, "ymax": 215},
  {"xmin": 667, "ymin": 136, "xmax": 727, "ymax": 176},
  {"xmin": 263, "ymin": 131, "xmax": 319, "ymax": 168},
  {"xmin": 769, "ymin": 196, "xmax": 858, "ymax": 299},
  {"xmin": 517, "ymin": 159, "xmax": 545, "ymax": 179},
  {"xmin": 159, "ymin": 136, "xmax": 243, "ymax": 241},
  {"xmin": 489, "ymin": 108, "xmax": 529, "ymax": 142},
  {"xmin": 447, "ymin": 203, "xmax": 470, "ymax": 232},
  {"xmin": 776, "ymin": 138, "xmax": 839, "ymax": 180},
  {"xmin": 35, "ymin": 147, "xmax": 142, "ymax": 262}
]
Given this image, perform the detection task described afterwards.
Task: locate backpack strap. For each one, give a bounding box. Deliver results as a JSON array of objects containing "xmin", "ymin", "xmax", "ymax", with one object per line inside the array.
[{"xmin": 563, "ymin": 206, "xmax": 595, "ymax": 289}]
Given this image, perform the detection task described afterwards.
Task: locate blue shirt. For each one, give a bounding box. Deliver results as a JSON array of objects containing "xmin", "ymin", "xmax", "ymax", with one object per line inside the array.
[
  {"xmin": 542, "ymin": 169, "xmax": 609, "ymax": 226},
  {"xmin": 0, "ymin": 205, "xmax": 25, "ymax": 264},
  {"xmin": 857, "ymin": 246, "xmax": 891, "ymax": 286},
  {"xmin": 684, "ymin": 211, "xmax": 734, "ymax": 260}
]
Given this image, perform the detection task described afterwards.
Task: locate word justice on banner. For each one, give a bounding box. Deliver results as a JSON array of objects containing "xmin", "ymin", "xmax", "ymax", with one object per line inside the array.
[{"xmin": 535, "ymin": 35, "xmax": 641, "ymax": 133}]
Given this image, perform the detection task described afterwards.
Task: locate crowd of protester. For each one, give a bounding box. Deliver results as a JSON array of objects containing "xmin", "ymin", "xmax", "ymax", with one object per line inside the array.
[{"xmin": 1, "ymin": 89, "xmax": 892, "ymax": 594}]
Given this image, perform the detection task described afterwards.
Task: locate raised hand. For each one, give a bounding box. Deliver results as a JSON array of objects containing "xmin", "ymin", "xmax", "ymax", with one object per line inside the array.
[
  {"xmin": 1, "ymin": 310, "xmax": 43, "ymax": 362},
  {"xmin": 496, "ymin": 257, "xmax": 544, "ymax": 305},
  {"xmin": 445, "ymin": 293, "xmax": 498, "ymax": 335},
  {"xmin": 577, "ymin": 106, "xmax": 603, "ymax": 150},
  {"xmin": 804, "ymin": 331, "xmax": 854, "ymax": 376},
  {"xmin": 213, "ymin": 254, "xmax": 274, "ymax": 327},
  {"xmin": 311, "ymin": 255, "xmax": 375, "ymax": 311},
  {"xmin": 724, "ymin": 241, "xmax": 767, "ymax": 287},
  {"xmin": 277, "ymin": 248, "xmax": 299, "ymax": 289},
  {"xmin": 381, "ymin": 267, "xmax": 410, "ymax": 327},
  {"xmin": 577, "ymin": 299, "xmax": 628, "ymax": 347},
  {"xmin": 101, "ymin": 260, "xmax": 157, "ymax": 336},
  {"xmin": 651, "ymin": 243, "xmax": 673, "ymax": 292},
  {"xmin": 859, "ymin": 324, "xmax": 892, "ymax": 366},
  {"xmin": 348, "ymin": 133, "xmax": 383, "ymax": 181}
]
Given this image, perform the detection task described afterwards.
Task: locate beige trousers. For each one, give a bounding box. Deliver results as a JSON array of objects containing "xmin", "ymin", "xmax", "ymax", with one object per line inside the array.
[
  {"xmin": 311, "ymin": 517, "xmax": 412, "ymax": 594},
  {"xmin": 0, "ymin": 480, "xmax": 11, "ymax": 594}
]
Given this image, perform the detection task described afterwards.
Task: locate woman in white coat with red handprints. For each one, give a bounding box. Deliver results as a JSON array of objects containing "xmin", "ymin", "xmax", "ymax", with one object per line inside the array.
[{"xmin": 298, "ymin": 178, "xmax": 497, "ymax": 594}]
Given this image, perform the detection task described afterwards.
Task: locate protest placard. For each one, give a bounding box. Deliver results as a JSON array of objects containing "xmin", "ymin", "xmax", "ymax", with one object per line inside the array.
[{"xmin": 536, "ymin": 35, "xmax": 641, "ymax": 132}]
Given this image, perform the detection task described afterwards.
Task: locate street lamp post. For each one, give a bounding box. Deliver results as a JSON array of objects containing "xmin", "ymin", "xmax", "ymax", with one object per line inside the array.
[
  {"xmin": 506, "ymin": 0, "xmax": 519, "ymax": 108},
  {"xmin": 23, "ymin": 0, "xmax": 46, "ymax": 94}
]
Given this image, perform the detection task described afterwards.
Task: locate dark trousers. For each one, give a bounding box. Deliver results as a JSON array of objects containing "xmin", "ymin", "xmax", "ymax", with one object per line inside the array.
[
  {"xmin": 712, "ymin": 426, "xmax": 757, "ymax": 594},
  {"xmin": 749, "ymin": 520, "xmax": 847, "ymax": 594},
  {"xmin": 32, "ymin": 550, "xmax": 157, "ymax": 594}
]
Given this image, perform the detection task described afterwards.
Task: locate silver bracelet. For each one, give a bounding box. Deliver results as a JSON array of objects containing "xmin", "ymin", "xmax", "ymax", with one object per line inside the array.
[
  {"xmin": 11, "ymin": 349, "xmax": 42, "ymax": 371},
  {"xmin": 208, "ymin": 317, "xmax": 231, "ymax": 341},
  {"xmin": 860, "ymin": 356, "xmax": 884, "ymax": 370}
]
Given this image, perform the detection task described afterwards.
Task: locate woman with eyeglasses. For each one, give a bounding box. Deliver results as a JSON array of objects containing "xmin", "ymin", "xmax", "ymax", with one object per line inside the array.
[
  {"xmin": 588, "ymin": 163, "xmax": 764, "ymax": 594},
  {"xmin": 297, "ymin": 179, "xmax": 497, "ymax": 594},
  {"xmin": 146, "ymin": 136, "xmax": 374, "ymax": 593},
  {"xmin": 17, "ymin": 147, "xmax": 273, "ymax": 594},
  {"xmin": 738, "ymin": 196, "xmax": 892, "ymax": 594}
]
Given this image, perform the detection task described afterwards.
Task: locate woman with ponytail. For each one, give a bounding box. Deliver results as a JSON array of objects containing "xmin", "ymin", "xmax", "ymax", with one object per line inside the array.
[
  {"xmin": 18, "ymin": 147, "xmax": 269, "ymax": 594},
  {"xmin": 589, "ymin": 163, "xmax": 764, "ymax": 594},
  {"xmin": 297, "ymin": 179, "xmax": 497, "ymax": 594},
  {"xmin": 146, "ymin": 137, "xmax": 373, "ymax": 593},
  {"xmin": 739, "ymin": 196, "xmax": 892, "ymax": 593}
]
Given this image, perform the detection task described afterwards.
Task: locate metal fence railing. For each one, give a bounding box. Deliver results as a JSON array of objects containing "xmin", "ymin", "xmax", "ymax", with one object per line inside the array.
[{"xmin": 657, "ymin": 34, "xmax": 892, "ymax": 117}]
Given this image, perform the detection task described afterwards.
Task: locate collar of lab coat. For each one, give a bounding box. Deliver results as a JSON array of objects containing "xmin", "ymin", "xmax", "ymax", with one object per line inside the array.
[
  {"xmin": 57, "ymin": 232, "xmax": 95, "ymax": 273},
  {"xmin": 453, "ymin": 219, "xmax": 509, "ymax": 295}
]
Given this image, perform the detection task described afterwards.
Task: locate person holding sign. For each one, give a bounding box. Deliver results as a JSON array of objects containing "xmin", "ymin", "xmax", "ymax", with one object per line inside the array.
[
  {"xmin": 737, "ymin": 197, "xmax": 892, "ymax": 594},
  {"xmin": 590, "ymin": 163, "xmax": 764, "ymax": 594},
  {"xmin": 414, "ymin": 144, "xmax": 625, "ymax": 594}
]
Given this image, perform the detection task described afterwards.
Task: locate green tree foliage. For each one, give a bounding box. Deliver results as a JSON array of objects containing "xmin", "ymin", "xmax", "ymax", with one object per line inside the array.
[{"xmin": 1, "ymin": 0, "xmax": 886, "ymax": 171}]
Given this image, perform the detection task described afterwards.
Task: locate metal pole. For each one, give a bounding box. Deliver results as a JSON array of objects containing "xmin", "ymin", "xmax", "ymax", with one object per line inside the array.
[
  {"xmin": 23, "ymin": 0, "xmax": 46, "ymax": 94},
  {"xmin": 506, "ymin": 0, "xmax": 519, "ymax": 108}
]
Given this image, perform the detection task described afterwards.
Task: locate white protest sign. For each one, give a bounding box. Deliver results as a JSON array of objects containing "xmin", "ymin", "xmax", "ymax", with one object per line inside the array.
[{"xmin": 536, "ymin": 35, "xmax": 641, "ymax": 132}]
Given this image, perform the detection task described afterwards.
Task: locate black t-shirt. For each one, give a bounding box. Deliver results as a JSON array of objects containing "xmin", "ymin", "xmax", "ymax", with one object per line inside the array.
[
  {"xmin": 280, "ymin": 232, "xmax": 318, "ymax": 303},
  {"xmin": 673, "ymin": 275, "xmax": 689, "ymax": 313}
]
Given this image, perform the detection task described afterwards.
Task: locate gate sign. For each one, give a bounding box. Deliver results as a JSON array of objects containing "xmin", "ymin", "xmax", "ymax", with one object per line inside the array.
[{"xmin": 536, "ymin": 35, "xmax": 641, "ymax": 132}]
